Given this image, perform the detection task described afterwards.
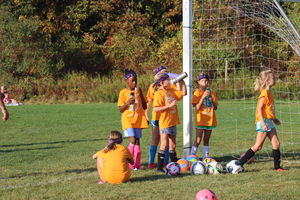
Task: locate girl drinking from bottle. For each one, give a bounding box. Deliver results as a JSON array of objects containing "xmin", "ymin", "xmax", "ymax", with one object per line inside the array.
[
  {"xmin": 153, "ymin": 72, "xmax": 186, "ymax": 172},
  {"xmin": 117, "ymin": 69, "xmax": 148, "ymax": 170},
  {"xmin": 190, "ymin": 73, "xmax": 218, "ymax": 159},
  {"xmin": 239, "ymin": 70, "xmax": 284, "ymax": 171}
]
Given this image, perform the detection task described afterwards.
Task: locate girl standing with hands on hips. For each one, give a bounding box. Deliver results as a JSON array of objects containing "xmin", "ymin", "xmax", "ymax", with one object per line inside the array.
[
  {"xmin": 153, "ymin": 72, "xmax": 187, "ymax": 172},
  {"xmin": 190, "ymin": 73, "xmax": 218, "ymax": 159},
  {"xmin": 239, "ymin": 70, "xmax": 284, "ymax": 171},
  {"xmin": 117, "ymin": 69, "xmax": 148, "ymax": 170}
]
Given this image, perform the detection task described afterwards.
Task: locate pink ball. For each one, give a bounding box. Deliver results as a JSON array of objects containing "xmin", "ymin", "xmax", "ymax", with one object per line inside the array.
[{"xmin": 195, "ymin": 189, "xmax": 218, "ymax": 200}]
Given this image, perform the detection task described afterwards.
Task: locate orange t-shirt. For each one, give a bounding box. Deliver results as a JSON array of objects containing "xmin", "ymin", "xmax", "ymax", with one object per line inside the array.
[
  {"xmin": 117, "ymin": 88, "xmax": 148, "ymax": 130},
  {"xmin": 153, "ymin": 87, "xmax": 184, "ymax": 129},
  {"xmin": 192, "ymin": 89, "xmax": 218, "ymax": 126},
  {"xmin": 255, "ymin": 89, "xmax": 275, "ymax": 123},
  {"xmin": 97, "ymin": 144, "xmax": 133, "ymax": 184},
  {"xmin": 147, "ymin": 83, "xmax": 177, "ymax": 121}
]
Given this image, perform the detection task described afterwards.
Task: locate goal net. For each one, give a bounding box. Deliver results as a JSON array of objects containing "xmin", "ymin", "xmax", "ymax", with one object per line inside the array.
[{"xmin": 191, "ymin": 0, "xmax": 300, "ymax": 162}]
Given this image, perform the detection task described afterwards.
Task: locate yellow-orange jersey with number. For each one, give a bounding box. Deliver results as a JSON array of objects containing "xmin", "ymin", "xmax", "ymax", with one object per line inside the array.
[
  {"xmin": 153, "ymin": 87, "xmax": 184, "ymax": 129},
  {"xmin": 117, "ymin": 88, "xmax": 148, "ymax": 130},
  {"xmin": 147, "ymin": 83, "xmax": 177, "ymax": 121},
  {"xmin": 192, "ymin": 89, "xmax": 218, "ymax": 126},
  {"xmin": 255, "ymin": 89, "xmax": 275, "ymax": 123},
  {"xmin": 97, "ymin": 144, "xmax": 133, "ymax": 184}
]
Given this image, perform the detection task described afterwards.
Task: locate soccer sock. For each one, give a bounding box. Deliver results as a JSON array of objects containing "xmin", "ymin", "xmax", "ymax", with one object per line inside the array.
[
  {"xmin": 169, "ymin": 150, "xmax": 178, "ymax": 162},
  {"xmin": 157, "ymin": 150, "xmax": 165, "ymax": 171},
  {"xmin": 191, "ymin": 145, "xmax": 198, "ymax": 155},
  {"xmin": 148, "ymin": 145, "xmax": 157, "ymax": 165},
  {"xmin": 128, "ymin": 143, "xmax": 135, "ymax": 169},
  {"xmin": 164, "ymin": 146, "xmax": 169, "ymax": 164},
  {"xmin": 239, "ymin": 148, "xmax": 255, "ymax": 166},
  {"xmin": 134, "ymin": 145, "xmax": 141, "ymax": 169},
  {"xmin": 202, "ymin": 146, "xmax": 209, "ymax": 159},
  {"xmin": 273, "ymin": 149, "xmax": 281, "ymax": 169}
]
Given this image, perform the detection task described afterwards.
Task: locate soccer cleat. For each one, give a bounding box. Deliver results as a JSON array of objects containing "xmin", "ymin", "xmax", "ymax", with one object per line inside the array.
[
  {"xmin": 276, "ymin": 168, "xmax": 286, "ymax": 172},
  {"xmin": 148, "ymin": 163, "xmax": 156, "ymax": 169},
  {"xmin": 157, "ymin": 168, "xmax": 166, "ymax": 173}
]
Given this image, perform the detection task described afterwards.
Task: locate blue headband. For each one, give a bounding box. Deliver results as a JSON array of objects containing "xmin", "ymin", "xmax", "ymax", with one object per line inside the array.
[
  {"xmin": 108, "ymin": 137, "xmax": 123, "ymax": 144},
  {"xmin": 153, "ymin": 66, "xmax": 167, "ymax": 76},
  {"xmin": 125, "ymin": 72, "xmax": 136, "ymax": 80},
  {"xmin": 198, "ymin": 74, "xmax": 209, "ymax": 81},
  {"xmin": 154, "ymin": 73, "xmax": 170, "ymax": 87}
]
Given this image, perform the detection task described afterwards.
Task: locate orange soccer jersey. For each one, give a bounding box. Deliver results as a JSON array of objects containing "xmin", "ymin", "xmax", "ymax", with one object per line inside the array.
[
  {"xmin": 97, "ymin": 144, "xmax": 133, "ymax": 184},
  {"xmin": 153, "ymin": 87, "xmax": 184, "ymax": 129},
  {"xmin": 117, "ymin": 88, "xmax": 148, "ymax": 130},
  {"xmin": 255, "ymin": 89, "xmax": 275, "ymax": 123},
  {"xmin": 147, "ymin": 83, "xmax": 177, "ymax": 121},
  {"xmin": 192, "ymin": 89, "xmax": 218, "ymax": 126}
]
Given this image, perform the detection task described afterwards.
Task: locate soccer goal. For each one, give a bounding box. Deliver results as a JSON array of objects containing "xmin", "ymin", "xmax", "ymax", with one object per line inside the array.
[{"xmin": 182, "ymin": 0, "xmax": 300, "ymax": 162}]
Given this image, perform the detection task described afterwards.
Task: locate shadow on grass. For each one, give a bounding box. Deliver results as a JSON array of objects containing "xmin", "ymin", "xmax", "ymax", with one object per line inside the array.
[
  {"xmin": 215, "ymin": 151, "xmax": 300, "ymax": 163},
  {"xmin": 0, "ymin": 146, "xmax": 62, "ymax": 153},
  {"xmin": 0, "ymin": 138, "xmax": 106, "ymax": 148},
  {"xmin": 129, "ymin": 173, "xmax": 192, "ymax": 182}
]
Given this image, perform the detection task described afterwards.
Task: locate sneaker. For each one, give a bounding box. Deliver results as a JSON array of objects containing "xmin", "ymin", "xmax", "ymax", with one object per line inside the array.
[
  {"xmin": 96, "ymin": 180, "xmax": 106, "ymax": 184},
  {"xmin": 163, "ymin": 163, "xmax": 168, "ymax": 167},
  {"xmin": 148, "ymin": 163, "xmax": 156, "ymax": 169},
  {"xmin": 276, "ymin": 168, "xmax": 286, "ymax": 172}
]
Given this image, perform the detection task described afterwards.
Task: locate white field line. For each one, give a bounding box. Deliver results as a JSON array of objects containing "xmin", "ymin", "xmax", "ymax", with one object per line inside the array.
[{"xmin": 0, "ymin": 172, "xmax": 96, "ymax": 191}]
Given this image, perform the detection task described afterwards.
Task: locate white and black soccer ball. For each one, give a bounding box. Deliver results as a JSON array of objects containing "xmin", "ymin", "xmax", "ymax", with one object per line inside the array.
[
  {"xmin": 190, "ymin": 161, "xmax": 207, "ymax": 175},
  {"xmin": 226, "ymin": 160, "xmax": 244, "ymax": 174},
  {"xmin": 166, "ymin": 162, "xmax": 181, "ymax": 176},
  {"xmin": 207, "ymin": 161, "xmax": 223, "ymax": 175}
]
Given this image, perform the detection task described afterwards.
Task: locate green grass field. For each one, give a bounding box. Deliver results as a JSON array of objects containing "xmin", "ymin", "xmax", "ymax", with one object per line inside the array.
[{"xmin": 1, "ymin": 101, "xmax": 300, "ymax": 200}]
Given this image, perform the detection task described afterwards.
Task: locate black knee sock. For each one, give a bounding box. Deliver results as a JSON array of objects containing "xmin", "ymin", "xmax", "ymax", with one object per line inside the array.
[
  {"xmin": 239, "ymin": 148, "xmax": 255, "ymax": 165},
  {"xmin": 273, "ymin": 149, "xmax": 281, "ymax": 169},
  {"xmin": 169, "ymin": 150, "xmax": 178, "ymax": 162},
  {"xmin": 157, "ymin": 151, "xmax": 165, "ymax": 171}
]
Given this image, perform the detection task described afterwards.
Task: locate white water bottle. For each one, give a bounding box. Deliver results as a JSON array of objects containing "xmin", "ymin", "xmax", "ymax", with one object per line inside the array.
[
  {"xmin": 129, "ymin": 92, "xmax": 135, "ymax": 112},
  {"xmin": 170, "ymin": 72, "xmax": 188, "ymax": 84}
]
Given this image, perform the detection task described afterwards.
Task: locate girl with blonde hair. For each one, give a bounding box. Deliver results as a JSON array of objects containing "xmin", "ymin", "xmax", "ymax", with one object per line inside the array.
[{"xmin": 239, "ymin": 70, "xmax": 284, "ymax": 171}]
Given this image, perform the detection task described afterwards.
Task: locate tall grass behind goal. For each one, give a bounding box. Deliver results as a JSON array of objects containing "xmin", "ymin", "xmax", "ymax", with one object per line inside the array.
[{"xmin": 192, "ymin": 0, "xmax": 300, "ymax": 162}]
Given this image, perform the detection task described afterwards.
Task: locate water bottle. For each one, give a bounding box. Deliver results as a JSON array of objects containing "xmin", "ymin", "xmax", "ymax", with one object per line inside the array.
[
  {"xmin": 129, "ymin": 92, "xmax": 135, "ymax": 112},
  {"xmin": 204, "ymin": 87, "xmax": 213, "ymax": 107},
  {"xmin": 170, "ymin": 72, "xmax": 188, "ymax": 84}
]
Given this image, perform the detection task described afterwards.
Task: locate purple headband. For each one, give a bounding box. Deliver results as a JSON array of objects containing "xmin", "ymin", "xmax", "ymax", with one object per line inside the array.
[
  {"xmin": 153, "ymin": 66, "xmax": 167, "ymax": 76},
  {"xmin": 198, "ymin": 74, "xmax": 209, "ymax": 81},
  {"xmin": 108, "ymin": 137, "xmax": 123, "ymax": 144},
  {"xmin": 125, "ymin": 72, "xmax": 136, "ymax": 80},
  {"xmin": 153, "ymin": 73, "xmax": 170, "ymax": 87}
]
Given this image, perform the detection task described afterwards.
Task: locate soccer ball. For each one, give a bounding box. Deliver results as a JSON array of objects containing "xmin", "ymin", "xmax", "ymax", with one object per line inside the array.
[
  {"xmin": 166, "ymin": 162, "xmax": 181, "ymax": 176},
  {"xmin": 195, "ymin": 189, "xmax": 218, "ymax": 200},
  {"xmin": 187, "ymin": 155, "xmax": 199, "ymax": 164},
  {"xmin": 203, "ymin": 157, "xmax": 217, "ymax": 166},
  {"xmin": 240, "ymin": 152, "xmax": 255, "ymax": 164},
  {"xmin": 207, "ymin": 162, "xmax": 223, "ymax": 175},
  {"xmin": 226, "ymin": 160, "xmax": 244, "ymax": 174},
  {"xmin": 190, "ymin": 161, "xmax": 207, "ymax": 175},
  {"xmin": 177, "ymin": 158, "xmax": 190, "ymax": 172}
]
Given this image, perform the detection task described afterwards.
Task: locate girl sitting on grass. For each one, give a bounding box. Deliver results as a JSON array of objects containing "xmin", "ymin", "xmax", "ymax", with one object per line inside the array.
[{"xmin": 92, "ymin": 130, "xmax": 134, "ymax": 184}]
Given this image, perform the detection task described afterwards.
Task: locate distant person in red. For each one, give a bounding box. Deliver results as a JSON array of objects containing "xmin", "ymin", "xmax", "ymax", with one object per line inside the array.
[
  {"xmin": 1, "ymin": 86, "xmax": 19, "ymax": 105},
  {"xmin": 0, "ymin": 86, "xmax": 9, "ymax": 120}
]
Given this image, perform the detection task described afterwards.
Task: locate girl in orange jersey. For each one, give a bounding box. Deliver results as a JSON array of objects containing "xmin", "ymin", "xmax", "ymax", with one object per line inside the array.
[
  {"xmin": 0, "ymin": 86, "xmax": 9, "ymax": 120},
  {"xmin": 239, "ymin": 70, "xmax": 284, "ymax": 171},
  {"xmin": 153, "ymin": 72, "xmax": 187, "ymax": 172},
  {"xmin": 93, "ymin": 130, "xmax": 134, "ymax": 184},
  {"xmin": 117, "ymin": 69, "xmax": 148, "ymax": 170},
  {"xmin": 190, "ymin": 73, "xmax": 218, "ymax": 159},
  {"xmin": 146, "ymin": 66, "xmax": 171, "ymax": 169}
]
